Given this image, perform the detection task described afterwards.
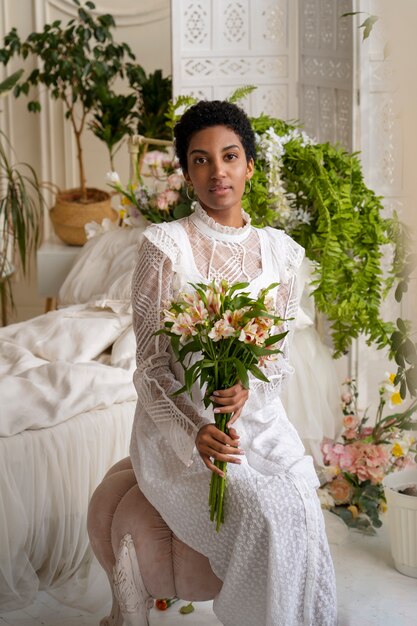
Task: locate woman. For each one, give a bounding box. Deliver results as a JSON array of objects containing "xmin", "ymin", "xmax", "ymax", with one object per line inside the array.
[{"xmin": 130, "ymin": 100, "xmax": 337, "ymax": 625}]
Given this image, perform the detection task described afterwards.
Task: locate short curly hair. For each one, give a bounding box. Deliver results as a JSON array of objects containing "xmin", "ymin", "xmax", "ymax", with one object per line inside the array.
[{"xmin": 174, "ymin": 100, "xmax": 256, "ymax": 172}]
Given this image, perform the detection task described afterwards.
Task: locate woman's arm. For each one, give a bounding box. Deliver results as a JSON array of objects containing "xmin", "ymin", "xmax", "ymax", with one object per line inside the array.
[{"xmin": 132, "ymin": 235, "xmax": 211, "ymax": 466}]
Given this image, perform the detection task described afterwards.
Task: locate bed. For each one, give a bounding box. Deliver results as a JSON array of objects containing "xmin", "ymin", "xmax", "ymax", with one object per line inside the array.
[
  {"xmin": 0, "ymin": 227, "xmax": 146, "ymax": 612},
  {"xmin": 0, "ymin": 222, "xmax": 342, "ymax": 613}
]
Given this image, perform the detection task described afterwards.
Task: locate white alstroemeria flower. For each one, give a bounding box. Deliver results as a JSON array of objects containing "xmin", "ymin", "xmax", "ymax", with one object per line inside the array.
[
  {"xmin": 84, "ymin": 218, "xmax": 118, "ymax": 240},
  {"xmin": 106, "ymin": 171, "xmax": 121, "ymax": 184}
]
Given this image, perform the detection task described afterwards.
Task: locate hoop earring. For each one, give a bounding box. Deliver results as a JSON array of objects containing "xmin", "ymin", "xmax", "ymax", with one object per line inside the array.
[
  {"xmin": 245, "ymin": 179, "xmax": 252, "ymax": 194},
  {"xmin": 186, "ymin": 185, "xmax": 195, "ymax": 201}
]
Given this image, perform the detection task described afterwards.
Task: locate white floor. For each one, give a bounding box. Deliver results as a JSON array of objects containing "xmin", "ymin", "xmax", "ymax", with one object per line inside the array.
[
  {"xmin": 0, "ymin": 593, "xmax": 221, "ymax": 626},
  {"xmin": 1, "ymin": 516, "xmax": 416, "ymax": 626}
]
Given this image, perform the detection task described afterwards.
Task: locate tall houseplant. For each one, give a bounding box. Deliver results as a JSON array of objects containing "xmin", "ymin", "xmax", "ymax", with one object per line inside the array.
[
  {"xmin": 0, "ymin": 0, "xmax": 135, "ymax": 203},
  {"xmin": 0, "ymin": 73, "xmax": 44, "ymax": 324},
  {"xmin": 0, "ymin": 0, "xmax": 141, "ymax": 244}
]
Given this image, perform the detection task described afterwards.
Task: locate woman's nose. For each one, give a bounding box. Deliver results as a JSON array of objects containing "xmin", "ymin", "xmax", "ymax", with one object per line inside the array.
[{"xmin": 210, "ymin": 158, "xmax": 226, "ymax": 178}]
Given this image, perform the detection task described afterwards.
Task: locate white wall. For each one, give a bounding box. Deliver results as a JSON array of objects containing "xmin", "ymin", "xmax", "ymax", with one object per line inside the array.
[{"xmin": 1, "ymin": 0, "xmax": 171, "ymax": 322}]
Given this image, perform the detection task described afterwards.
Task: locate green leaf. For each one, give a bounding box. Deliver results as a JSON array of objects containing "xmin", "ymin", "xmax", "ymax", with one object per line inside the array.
[
  {"xmin": 179, "ymin": 602, "xmax": 195, "ymax": 614},
  {"xmin": 264, "ymin": 331, "xmax": 288, "ymax": 347},
  {"xmin": 0, "ymin": 69, "xmax": 24, "ymax": 95},
  {"xmin": 249, "ymin": 364, "xmax": 270, "ymax": 383},
  {"xmin": 227, "ymin": 85, "xmax": 257, "ymax": 104},
  {"xmin": 360, "ymin": 15, "xmax": 379, "ymax": 40},
  {"xmin": 234, "ymin": 359, "xmax": 249, "ymax": 389}
]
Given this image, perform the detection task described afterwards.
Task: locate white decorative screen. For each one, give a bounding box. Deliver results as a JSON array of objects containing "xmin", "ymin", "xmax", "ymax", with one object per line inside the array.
[
  {"xmin": 171, "ymin": 0, "xmax": 298, "ymax": 119},
  {"xmin": 299, "ymin": 0, "xmax": 354, "ymax": 149}
]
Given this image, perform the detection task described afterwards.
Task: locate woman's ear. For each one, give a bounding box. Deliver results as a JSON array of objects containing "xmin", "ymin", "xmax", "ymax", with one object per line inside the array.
[{"xmin": 246, "ymin": 158, "xmax": 254, "ymax": 180}]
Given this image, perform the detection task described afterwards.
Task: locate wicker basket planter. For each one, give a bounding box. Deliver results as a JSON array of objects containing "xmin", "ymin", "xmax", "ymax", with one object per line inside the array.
[{"xmin": 49, "ymin": 188, "xmax": 117, "ymax": 246}]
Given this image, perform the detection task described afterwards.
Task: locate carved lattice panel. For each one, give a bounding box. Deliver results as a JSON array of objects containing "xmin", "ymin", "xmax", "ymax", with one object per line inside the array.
[
  {"xmin": 171, "ymin": 0, "xmax": 297, "ymax": 119},
  {"xmin": 299, "ymin": 0, "xmax": 354, "ymax": 149}
]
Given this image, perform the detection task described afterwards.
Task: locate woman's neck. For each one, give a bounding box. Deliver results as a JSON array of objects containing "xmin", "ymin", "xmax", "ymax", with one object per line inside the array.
[{"xmin": 199, "ymin": 204, "xmax": 245, "ymax": 228}]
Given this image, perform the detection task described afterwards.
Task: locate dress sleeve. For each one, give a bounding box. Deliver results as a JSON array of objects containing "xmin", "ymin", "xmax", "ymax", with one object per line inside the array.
[
  {"xmin": 131, "ymin": 229, "xmax": 211, "ymax": 466},
  {"xmin": 246, "ymin": 231, "xmax": 305, "ymax": 412}
]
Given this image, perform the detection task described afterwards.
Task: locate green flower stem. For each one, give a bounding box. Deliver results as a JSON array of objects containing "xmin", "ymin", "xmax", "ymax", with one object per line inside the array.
[{"xmin": 209, "ymin": 410, "xmax": 232, "ymax": 531}]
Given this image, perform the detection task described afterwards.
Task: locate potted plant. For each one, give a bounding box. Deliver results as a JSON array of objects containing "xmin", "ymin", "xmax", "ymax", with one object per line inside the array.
[
  {"xmin": 0, "ymin": 72, "xmax": 44, "ymax": 324},
  {"xmin": 89, "ymin": 67, "xmax": 173, "ymax": 183},
  {"xmin": 0, "ymin": 0, "xmax": 140, "ymax": 245}
]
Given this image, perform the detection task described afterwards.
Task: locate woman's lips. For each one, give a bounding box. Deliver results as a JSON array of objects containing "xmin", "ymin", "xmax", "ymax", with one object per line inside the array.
[{"xmin": 209, "ymin": 185, "xmax": 231, "ymax": 195}]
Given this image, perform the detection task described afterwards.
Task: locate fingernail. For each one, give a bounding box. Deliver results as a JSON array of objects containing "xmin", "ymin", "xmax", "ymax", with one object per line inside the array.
[
  {"xmin": 239, "ymin": 450, "xmax": 245, "ymax": 455},
  {"xmin": 214, "ymin": 408, "xmax": 221, "ymax": 413},
  {"xmin": 213, "ymin": 391, "xmax": 220, "ymax": 396}
]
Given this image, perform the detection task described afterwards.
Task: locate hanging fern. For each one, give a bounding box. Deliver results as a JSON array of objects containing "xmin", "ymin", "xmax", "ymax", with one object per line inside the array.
[
  {"xmin": 162, "ymin": 95, "xmax": 405, "ymax": 371},
  {"xmin": 241, "ymin": 115, "xmax": 399, "ymax": 359}
]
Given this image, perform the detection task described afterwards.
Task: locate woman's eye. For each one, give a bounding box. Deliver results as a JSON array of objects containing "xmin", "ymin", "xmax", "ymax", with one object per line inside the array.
[
  {"xmin": 194, "ymin": 157, "xmax": 207, "ymax": 165},
  {"xmin": 225, "ymin": 153, "xmax": 238, "ymax": 161}
]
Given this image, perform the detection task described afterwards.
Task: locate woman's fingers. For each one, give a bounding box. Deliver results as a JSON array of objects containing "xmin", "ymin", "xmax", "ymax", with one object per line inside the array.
[
  {"xmin": 201, "ymin": 455, "xmax": 225, "ymax": 477},
  {"xmin": 226, "ymin": 407, "xmax": 242, "ymax": 427},
  {"xmin": 210, "ymin": 384, "xmax": 249, "ymax": 414},
  {"xmin": 228, "ymin": 426, "xmax": 240, "ymax": 440}
]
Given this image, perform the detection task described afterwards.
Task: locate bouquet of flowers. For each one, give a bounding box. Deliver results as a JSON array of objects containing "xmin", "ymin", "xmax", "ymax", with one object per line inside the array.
[
  {"xmin": 318, "ymin": 376, "xmax": 417, "ymax": 533},
  {"xmin": 157, "ymin": 279, "xmax": 287, "ymax": 531},
  {"xmin": 106, "ymin": 150, "xmax": 192, "ymax": 225}
]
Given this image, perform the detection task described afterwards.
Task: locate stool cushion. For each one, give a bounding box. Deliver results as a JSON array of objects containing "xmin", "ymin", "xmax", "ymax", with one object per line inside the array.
[{"xmin": 88, "ymin": 457, "xmax": 223, "ymax": 602}]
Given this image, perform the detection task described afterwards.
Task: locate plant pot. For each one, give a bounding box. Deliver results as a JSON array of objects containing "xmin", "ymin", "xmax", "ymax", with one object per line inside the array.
[
  {"xmin": 383, "ymin": 468, "xmax": 417, "ymax": 578},
  {"xmin": 49, "ymin": 188, "xmax": 117, "ymax": 246}
]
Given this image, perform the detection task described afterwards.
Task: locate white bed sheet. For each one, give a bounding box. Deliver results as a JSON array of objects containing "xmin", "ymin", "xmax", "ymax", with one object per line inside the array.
[{"xmin": 0, "ymin": 400, "xmax": 135, "ymax": 611}]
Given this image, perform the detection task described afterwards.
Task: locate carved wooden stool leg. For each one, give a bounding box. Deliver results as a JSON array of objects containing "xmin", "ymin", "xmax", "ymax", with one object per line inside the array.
[
  {"xmin": 99, "ymin": 577, "xmax": 124, "ymax": 626},
  {"xmin": 113, "ymin": 533, "xmax": 154, "ymax": 626}
]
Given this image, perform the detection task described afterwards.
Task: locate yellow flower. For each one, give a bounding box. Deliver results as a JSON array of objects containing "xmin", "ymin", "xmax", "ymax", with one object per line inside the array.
[
  {"xmin": 118, "ymin": 208, "xmax": 127, "ymax": 219},
  {"xmin": 121, "ymin": 196, "xmax": 132, "ymax": 206},
  {"xmin": 389, "ymin": 373, "xmax": 396, "ymax": 385},
  {"xmin": 390, "ymin": 391, "xmax": 402, "ymax": 406},
  {"xmin": 392, "ymin": 442, "xmax": 404, "ymax": 458},
  {"xmin": 347, "ymin": 505, "xmax": 359, "ymax": 519},
  {"xmin": 379, "ymin": 501, "xmax": 388, "ymax": 513}
]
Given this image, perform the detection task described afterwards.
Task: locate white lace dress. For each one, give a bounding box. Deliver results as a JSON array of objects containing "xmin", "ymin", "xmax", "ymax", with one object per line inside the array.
[{"xmin": 130, "ymin": 204, "xmax": 337, "ymax": 626}]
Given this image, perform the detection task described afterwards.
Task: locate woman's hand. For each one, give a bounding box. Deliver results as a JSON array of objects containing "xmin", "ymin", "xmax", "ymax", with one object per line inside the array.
[
  {"xmin": 210, "ymin": 381, "xmax": 249, "ymax": 428},
  {"xmin": 196, "ymin": 424, "xmax": 244, "ymax": 477}
]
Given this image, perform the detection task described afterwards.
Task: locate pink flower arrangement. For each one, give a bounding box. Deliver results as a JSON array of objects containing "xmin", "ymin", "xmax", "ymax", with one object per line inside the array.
[
  {"xmin": 158, "ymin": 279, "xmax": 287, "ymax": 531},
  {"xmin": 318, "ymin": 377, "xmax": 417, "ymax": 532},
  {"xmin": 106, "ymin": 151, "xmax": 193, "ymax": 225}
]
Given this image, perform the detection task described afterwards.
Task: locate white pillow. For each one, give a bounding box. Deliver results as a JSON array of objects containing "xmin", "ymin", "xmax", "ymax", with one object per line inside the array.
[{"xmin": 58, "ymin": 227, "xmax": 146, "ymax": 306}]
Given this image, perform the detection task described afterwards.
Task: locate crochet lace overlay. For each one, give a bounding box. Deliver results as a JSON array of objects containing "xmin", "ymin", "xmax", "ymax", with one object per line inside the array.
[{"xmin": 130, "ymin": 206, "xmax": 337, "ymax": 625}]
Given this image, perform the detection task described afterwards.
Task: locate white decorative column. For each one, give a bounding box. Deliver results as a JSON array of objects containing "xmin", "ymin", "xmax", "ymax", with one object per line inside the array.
[
  {"xmin": 171, "ymin": 0, "xmax": 298, "ymax": 119},
  {"xmin": 354, "ymin": 0, "xmax": 403, "ymax": 410},
  {"xmin": 299, "ymin": 0, "xmax": 354, "ymax": 149}
]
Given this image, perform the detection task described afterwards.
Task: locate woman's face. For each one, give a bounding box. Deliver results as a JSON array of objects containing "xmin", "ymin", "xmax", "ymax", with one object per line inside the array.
[{"xmin": 184, "ymin": 125, "xmax": 254, "ymax": 223}]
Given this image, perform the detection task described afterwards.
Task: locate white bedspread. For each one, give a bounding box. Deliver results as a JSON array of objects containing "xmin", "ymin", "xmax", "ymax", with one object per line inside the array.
[
  {"xmin": 0, "ymin": 401, "xmax": 135, "ymax": 611},
  {"xmin": 0, "ymin": 304, "xmax": 137, "ymax": 436}
]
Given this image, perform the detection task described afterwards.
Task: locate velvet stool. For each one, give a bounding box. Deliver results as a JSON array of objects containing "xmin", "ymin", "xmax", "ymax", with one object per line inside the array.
[{"xmin": 87, "ymin": 456, "xmax": 223, "ymax": 626}]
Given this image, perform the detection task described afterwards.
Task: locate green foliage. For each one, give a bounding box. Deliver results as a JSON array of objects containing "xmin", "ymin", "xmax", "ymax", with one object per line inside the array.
[
  {"xmin": 341, "ymin": 12, "xmax": 379, "ymax": 40},
  {"xmin": 89, "ymin": 87, "xmax": 138, "ymax": 169},
  {"xmin": 0, "ymin": 69, "xmax": 23, "ymax": 96},
  {"xmin": 244, "ymin": 114, "xmax": 397, "ymax": 358},
  {"xmin": 179, "ymin": 603, "xmax": 195, "ymax": 615},
  {"xmin": 165, "ymin": 95, "xmax": 198, "ymax": 135},
  {"xmin": 391, "ymin": 318, "xmax": 417, "ymax": 399},
  {"xmin": 0, "ymin": 131, "xmax": 44, "ymax": 311},
  {"xmin": 128, "ymin": 67, "xmax": 173, "ymax": 140},
  {"xmin": 0, "ymin": 0, "xmax": 138, "ymax": 199},
  {"xmin": 226, "ymin": 84, "xmax": 256, "ymax": 104}
]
